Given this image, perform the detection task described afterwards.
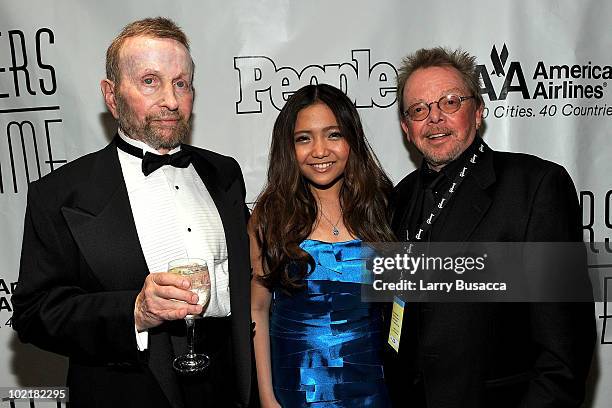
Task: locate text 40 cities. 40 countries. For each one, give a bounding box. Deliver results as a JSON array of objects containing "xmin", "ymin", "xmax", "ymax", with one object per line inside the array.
[{"xmin": 484, "ymin": 103, "xmax": 612, "ymax": 118}]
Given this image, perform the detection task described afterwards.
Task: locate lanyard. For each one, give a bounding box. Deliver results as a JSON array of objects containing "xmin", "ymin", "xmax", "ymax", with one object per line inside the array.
[{"xmin": 409, "ymin": 141, "xmax": 487, "ymax": 241}]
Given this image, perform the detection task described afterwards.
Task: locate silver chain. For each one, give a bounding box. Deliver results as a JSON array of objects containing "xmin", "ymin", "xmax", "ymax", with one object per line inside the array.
[{"xmin": 318, "ymin": 207, "xmax": 343, "ymax": 236}]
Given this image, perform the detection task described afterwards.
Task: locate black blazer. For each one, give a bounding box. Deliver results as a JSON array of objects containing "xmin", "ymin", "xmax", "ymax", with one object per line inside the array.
[
  {"xmin": 386, "ymin": 145, "xmax": 595, "ymax": 408},
  {"xmin": 13, "ymin": 138, "xmax": 253, "ymax": 408}
]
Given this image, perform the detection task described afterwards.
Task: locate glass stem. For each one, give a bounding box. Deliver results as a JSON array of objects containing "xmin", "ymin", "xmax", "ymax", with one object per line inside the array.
[{"xmin": 186, "ymin": 317, "xmax": 196, "ymax": 355}]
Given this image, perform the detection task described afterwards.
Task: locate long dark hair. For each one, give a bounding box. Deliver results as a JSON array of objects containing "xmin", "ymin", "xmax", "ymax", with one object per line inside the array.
[{"xmin": 253, "ymin": 84, "xmax": 394, "ymax": 290}]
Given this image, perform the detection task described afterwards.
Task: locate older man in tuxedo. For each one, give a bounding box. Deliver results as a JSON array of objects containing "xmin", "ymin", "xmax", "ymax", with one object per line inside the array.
[
  {"xmin": 385, "ymin": 47, "xmax": 595, "ymax": 408},
  {"xmin": 13, "ymin": 17, "xmax": 252, "ymax": 408}
]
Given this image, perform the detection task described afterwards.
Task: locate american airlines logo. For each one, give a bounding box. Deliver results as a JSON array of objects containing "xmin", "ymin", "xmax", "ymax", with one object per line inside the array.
[
  {"xmin": 233, "ymin": 49, "xmax": 397, "ymax": 114},
  {"xmin": 478, "ymin": 43, "xmax": 610, "ymax": 101}
]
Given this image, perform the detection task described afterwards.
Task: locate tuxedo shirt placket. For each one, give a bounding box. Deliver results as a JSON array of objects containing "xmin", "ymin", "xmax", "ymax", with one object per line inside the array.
[{"xmin": 116, "ymin": 136, "xmax": 231, "ymax": 320}]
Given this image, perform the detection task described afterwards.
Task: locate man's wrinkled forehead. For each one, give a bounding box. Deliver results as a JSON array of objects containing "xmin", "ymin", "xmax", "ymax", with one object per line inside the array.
[{"xmin": 118, "ymin": 36, "xmax": 193, "ymax": 78}]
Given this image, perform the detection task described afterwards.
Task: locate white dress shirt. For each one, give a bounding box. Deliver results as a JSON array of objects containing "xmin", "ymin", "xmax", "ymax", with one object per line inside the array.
[{"xmin": 116, "ymin": 130, "xmax": 231, "ymax": 350}]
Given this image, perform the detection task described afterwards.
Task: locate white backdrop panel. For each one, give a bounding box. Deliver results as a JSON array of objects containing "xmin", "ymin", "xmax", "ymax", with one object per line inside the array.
[{"xmin": 0, "ymin": 1, "xmax": 610, "ymax": 406}]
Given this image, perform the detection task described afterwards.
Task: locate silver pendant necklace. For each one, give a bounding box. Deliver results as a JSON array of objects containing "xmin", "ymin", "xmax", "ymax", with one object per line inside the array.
[{"xmin": 319, "ymin": 207, "xmax": 343, "ymax": 236}]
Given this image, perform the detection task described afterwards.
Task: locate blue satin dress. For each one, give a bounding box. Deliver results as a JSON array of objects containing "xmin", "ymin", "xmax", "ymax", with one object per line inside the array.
[{"xmin": 270, "ymin": 239, "xmax": 390, "ymax": 407}]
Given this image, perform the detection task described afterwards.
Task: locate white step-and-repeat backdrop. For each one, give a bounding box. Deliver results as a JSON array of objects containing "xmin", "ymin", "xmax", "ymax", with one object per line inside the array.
[{"xmin": 0, "ymin": 1, "xmax": 610, "ymax": 406}]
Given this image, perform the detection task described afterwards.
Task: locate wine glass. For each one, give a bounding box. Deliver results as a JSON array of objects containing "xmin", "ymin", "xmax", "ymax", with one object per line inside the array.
[{"xmin": 168, "ymin": 258, "xmax": 211, "ymax": 374}]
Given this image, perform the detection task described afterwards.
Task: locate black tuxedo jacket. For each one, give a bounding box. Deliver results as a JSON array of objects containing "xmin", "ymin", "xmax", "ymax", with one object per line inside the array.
[
  {"xmin": 13, "ymin": 138, "xmax": 253, "ymax": 408},
  {"xmin": 386, "ymin": 144, "xmax": 595, "ymax": 408}
]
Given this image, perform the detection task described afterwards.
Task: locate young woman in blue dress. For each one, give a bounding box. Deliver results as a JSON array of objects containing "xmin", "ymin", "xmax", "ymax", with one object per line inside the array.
[{"xmin": 250, "ymin": 84, "xmax": 395, "ymax": 407}]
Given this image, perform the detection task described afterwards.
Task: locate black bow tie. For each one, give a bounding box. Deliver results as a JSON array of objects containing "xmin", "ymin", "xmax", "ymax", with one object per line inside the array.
[
  {"xmin": 142, "ymin": 150, "xmax": 192, "ymax": 176},
  {"xmin": 115, "ymin": 135, "xmax": 193, "ymax": 176}
]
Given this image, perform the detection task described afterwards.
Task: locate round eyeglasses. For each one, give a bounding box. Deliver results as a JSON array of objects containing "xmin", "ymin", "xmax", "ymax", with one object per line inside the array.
[{"xmin": 403, "ymin": 94, "xmax": 475, "ymax": 121}]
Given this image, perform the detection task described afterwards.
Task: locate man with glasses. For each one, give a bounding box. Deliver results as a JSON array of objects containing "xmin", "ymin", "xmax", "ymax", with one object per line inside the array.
[{"xmin": 385, "ymin": 47, "xmax": 595, "ymax": 407}]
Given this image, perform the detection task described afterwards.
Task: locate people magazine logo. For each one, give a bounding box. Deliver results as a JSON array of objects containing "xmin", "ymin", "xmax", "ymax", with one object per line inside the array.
[
  {"xmin": 478, "ymin": 44, "xmax": 611, "ymax": 119},
  {"xmin": 233, "ymin": 49, "xmax": 397, "ymax": 114}
]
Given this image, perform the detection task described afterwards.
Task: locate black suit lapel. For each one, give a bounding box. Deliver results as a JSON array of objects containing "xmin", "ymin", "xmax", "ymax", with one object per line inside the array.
[
  {"xmin": 60, "ymin": 141, "xmax": 148, "ymax": 289},
  {"xmin": 437, "ymin": 147, "xmax": 496, "ymax": 242}
]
